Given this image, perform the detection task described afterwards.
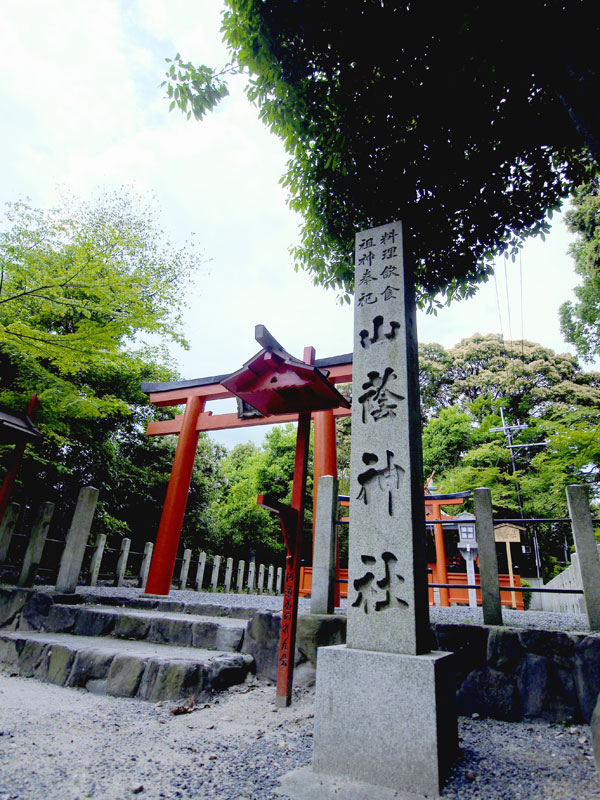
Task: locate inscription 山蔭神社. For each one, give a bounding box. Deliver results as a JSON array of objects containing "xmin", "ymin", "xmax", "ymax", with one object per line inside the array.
[{"xmin": 347, "ymin": 221, "xmax": 430, "ymax": 656}]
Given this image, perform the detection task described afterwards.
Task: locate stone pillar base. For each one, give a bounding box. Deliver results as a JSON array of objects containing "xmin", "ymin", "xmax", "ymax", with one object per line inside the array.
[{"xmin": 310, "ymin": 645, "xmax": 457, "ymax": 797}]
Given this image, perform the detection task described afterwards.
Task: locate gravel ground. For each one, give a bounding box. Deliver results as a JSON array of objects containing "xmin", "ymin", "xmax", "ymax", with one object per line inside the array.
[
  {"xmin": 0, "ymin": 672, "xmax": 598, "ymax": 800},
  {"xmin": 1, "ymin": 586, "xmax": 592, "ymax": 798}
]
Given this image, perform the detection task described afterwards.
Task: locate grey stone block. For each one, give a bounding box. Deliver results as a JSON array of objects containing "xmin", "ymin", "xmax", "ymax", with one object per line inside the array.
[
  {"xmin": 456, "ymin": 667, "xmax": 522, "ymax": 721},
  {"xmin": 487, "ymin": 628, "xmax": 523, "ymax": 672},
  {"xmin": 148, "ymin": 617, "xmax": 192, "ymax": 647},
  {"xmin": 296, "ymin": 615, "xmax": 346, "ymax": 665},
  {"xmin": 591, "ymin": 693, "xmax": 600, "ymax": 773},
  {"xmin": 191, "ymin": 621, "xmax": 219, "ymax": 649},
  {"xmin": 0, "ymin": 636, "xmax": 20, "ymax": 669},
  {"xmin": 574, "ymin": 636, "xmax": 600, "ymax": 722},
  {"xmin": 45, "ymin": 605, "xmax": 78, "ymax": 633},
  {"xmin": 433, "ymin": 623, "xmax": 488, "ymax": 681},
  {"xmin": 517, "ymin": 628, "xmax": 576, "ymax": 659},
  {"xmin": 214, "ymin": 626, "xmax": 244, "ymax": 653},
  {"xmin": 19, "ymin": 592, "xmax": 53, "ymax": 631},
  {"xmin": 516, "ymin": 653, "xmax": 577, "ymax": 722},
  {"xmin": 241, "ymin": 611, "xmax": 282, "ymax": 682},
  {"xmin": 138, "ymin": 659, "xmax": 203, "ymax": 702},
  {"xmin": 0, "ymin": 588, "xmax": 28, "ymax": 627},
  {"xmin": 74, "ymin": 608, "xmax": 116, "ymax": 637},
  {"xmin": 106, "ymin": 655, "xmax": 146, "ymax": 697},
  {"xmin": 45, "ymin": 644, "xmax": 75, "ymax": 686},
  {"xmin": 313, "ymin": 645, "xmax": 457, "ymax": 797},
  {"xmin": 114, "ymin": 615, "xmax": 150, "ymax": 641},
  {"xmin": 155, "ymin": 601, "xmax": 184, "ymax": 613},
  {"xmin": 208, "ymin": 654, "xmax": 252, "ymax": 691},
  {"xmin": 17, "ymin": 639, "xmax": 48, "ymax": 678},
  {"xmin": 67, "ymin": 650, "xmax": 114, "ymax": 688}
]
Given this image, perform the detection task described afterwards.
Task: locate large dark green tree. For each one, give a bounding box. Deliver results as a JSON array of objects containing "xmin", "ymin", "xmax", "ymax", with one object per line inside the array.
[{"xmin": 165, "ymin": 1, "xmax": 599, "ymax": 307}]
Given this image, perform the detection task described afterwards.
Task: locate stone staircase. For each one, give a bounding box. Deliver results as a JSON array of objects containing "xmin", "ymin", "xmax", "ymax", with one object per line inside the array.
[{"xmin": 0, "ymin": 588, "xmax": 258, "ymax": 702}]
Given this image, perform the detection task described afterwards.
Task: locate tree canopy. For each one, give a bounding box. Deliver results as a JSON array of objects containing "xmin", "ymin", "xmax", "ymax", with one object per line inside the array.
[
  {"xmin": 560, "ymin": 178, "xmax": 600, "ymax": 361},
  {"xmin": 167, "ymin": 1, "xmax": 599, "ymax": 306},
  {"xmin": 0, "ymin": 191, "xmax": 204, "ymax": 543}
]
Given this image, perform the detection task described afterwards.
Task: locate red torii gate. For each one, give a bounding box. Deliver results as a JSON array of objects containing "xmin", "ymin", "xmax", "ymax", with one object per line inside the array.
[{"xmin": 141, "ymin": 335, "xmax": 353, "ymax": 597}]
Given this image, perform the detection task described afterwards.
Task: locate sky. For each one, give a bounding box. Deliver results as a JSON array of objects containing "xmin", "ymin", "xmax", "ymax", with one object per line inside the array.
[{"xmin": 0, "ymin": 0, "xmax": 591, "ymax": 448}]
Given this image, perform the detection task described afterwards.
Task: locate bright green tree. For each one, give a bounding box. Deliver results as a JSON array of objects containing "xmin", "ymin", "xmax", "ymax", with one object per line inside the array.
[
  {"xmin": 209, "ymin": 425, "xmax": 314, "ymax": 564},
  {"xmin": 560, "ymin": 178, "xmax": 600, "ymax": 362},
  {"xmin": 0, "ymin": 191, "xmax": 205, "ymax": 545}
]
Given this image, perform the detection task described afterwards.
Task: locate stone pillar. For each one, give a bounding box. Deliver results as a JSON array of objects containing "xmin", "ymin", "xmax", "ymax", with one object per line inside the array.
[
  {"xmin": 210, "ymin": 555, "xmax": 221, "ymax": 592},
  {"xmin": 267, "ymin": 564, "xmax": 274, "ymax": 594},
  {"xmin": 0, "ymin": 503, "xmax": 20, "ymax": 562},
  {"xmin": 276, "ymin": 566, "xmax": 283, "ymax": 595},
  {"xmin": 257, "ymin": 563, "xmax": 265, "ymax": 594},
  {"xmin": 138, "ymin": 542, "xmax": 153, "ymax": 589},
  {"xmin": 19, "ymin": 502, "xmax": 54, "ymax": 587},
  {"xmin": 311, "ymin": 475, "xmax": 338, "ymax": 615},
  {"xmin": 195, "ymin": 551, "xmax": 206, "ymax": 592},
  {"xmin": 179, "ymin": 548, "xmax": 192, "ymax": 589},
  {"xmin": 247, "ymin": 560, "xmax": 256, "ymax": 593},
  {"xmin": 224, "ymin": 557, "xmax": 234, "ymax": 593},
  {"xmin": 56, "ymin": 487, "xmax": 99, "ymax": 593},
  {"xmin": 474, "ymin": 487, "xmax": 503, "ymax": 625},
  {"xmin": 306, "ymin": 222, "xmax": 457, "ymax": 799},
  {"xmin": 236, "ymin": 560, "xmax": 245, "ymax": 593},
  {"xmin": 567, "ymin": 485, "xmax": 600, "ymax": 630},
  {"xmin": 114, "ymin": 538, "xmax": 131, "ymax": 587},
  {"xmin": 89, "ymin": 534, "xmax": 106, "ymax": 587}
]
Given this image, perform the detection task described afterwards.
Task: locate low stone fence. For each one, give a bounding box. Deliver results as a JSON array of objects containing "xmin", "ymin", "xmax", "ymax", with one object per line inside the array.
[
  {"xmin": 539, "ymin": 549, "xmax": 600, "ymax": 614},
  {"xmin": 0, "ymin": 488, "xmax": 284, "ymax": 597}
]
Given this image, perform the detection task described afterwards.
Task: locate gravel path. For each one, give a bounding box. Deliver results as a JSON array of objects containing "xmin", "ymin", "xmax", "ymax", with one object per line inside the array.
[
  {"xmin": 2, "ymin": 587, "xmax": 593, "ymax": 798},
  {"xmin": 0, "ymin": 673, "xmax": 598, "ymax": 800}
]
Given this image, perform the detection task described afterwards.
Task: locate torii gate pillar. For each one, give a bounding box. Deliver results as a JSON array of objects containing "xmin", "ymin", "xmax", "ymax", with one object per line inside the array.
[{"xmin": 145, "ymin": 395, "xmax": 203, "ymax": 596}]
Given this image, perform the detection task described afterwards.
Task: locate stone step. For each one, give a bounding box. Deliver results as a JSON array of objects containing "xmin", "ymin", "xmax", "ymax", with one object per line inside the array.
[
  {"xmin": 55, "ymin": 592, "xmax": 261, "ymax": 620},
  {"xmin": 0, "ymin": 630, "xmax": 254, "ymax": 701},
  {"xmin": 45, "ymin": 603, "xmax": 248, "ymax": 652}
]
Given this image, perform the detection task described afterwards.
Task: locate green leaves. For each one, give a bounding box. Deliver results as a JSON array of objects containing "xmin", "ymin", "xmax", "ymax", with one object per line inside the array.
[
  {"xmin": 559, "ymin": 178, "xmax": 600, "ymax": 361},
  {"xmin": 161, "ymin": 55, "xmax": 238, "ymax": 122}
]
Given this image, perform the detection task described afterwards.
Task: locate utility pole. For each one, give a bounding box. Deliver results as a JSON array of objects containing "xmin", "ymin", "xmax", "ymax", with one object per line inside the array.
[{"xmin": 489, "ymin": 408, "xmax": 548, "ymax": 580}]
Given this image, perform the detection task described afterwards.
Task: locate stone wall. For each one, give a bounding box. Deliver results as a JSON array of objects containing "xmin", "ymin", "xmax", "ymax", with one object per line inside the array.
[{"xmin": 245, "ymin": 611, "xmax": 600, "ymax": 725}]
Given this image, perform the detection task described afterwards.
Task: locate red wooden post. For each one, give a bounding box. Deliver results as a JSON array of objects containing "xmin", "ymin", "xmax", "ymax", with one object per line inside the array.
[
  {"xmin": 277, "ymin": 407, "xmax": 312, "ymax": 707},
  {"xmin": 145, "ymin": 394, "xmax": 203, "ymax": 596},
  {"xmin": 0, "ymin": 394, "xmax": 39, "ymax": 527},
  {"xmin": 312, "ymin": 408, "xmax": 341, "ymax": 605}
]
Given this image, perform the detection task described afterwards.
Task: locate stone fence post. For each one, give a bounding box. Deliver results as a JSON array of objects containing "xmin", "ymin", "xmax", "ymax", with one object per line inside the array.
[
  {"xmin": 19, "ymin": 502, "xmax": 54, "ymax": 587},
  {"xmin": 311, "ymin": 475, "xmax": 338, "ymax": 614},
  {"xmin": 56, "ymin": 487, "xmax": 99, "ymax": 593},
  {"xmin": 0, "ymin": 503, "xmax": 20, "ymax": 562},
  {"xmin": 474, "ymin": 487, "xmax": 503, "ymax": 625},
  {"xmin": 210, "ymin": 555, "xmax": 221, "ymax": 592},
  {"xmin": 224, "ymin": 557, "xmax": 234, "ymax": 593},
  {"xmin": 89, "ymin": 534, "xmax": 106, "ymax": 587},
  {"xmin": 236, "ymin": 560, "xmax": 245, "ymax": 593},
  {"xmin": 195, "ymin": 551, "xmax": 206, "ymax": 591},
  {"xmin": 567, "ymin": 485, "xmax": 600, "ymax": 630},
  {"xmin": 179, "ymin": 548, "xmax": 192, "ymax": 589},
  {"xmin": 114, "ymin": 538, "xmax": 131, "ymax": 587},
  {"xmin": 138, "ymin": 542, "xmax": 153, "ymax": 589}
]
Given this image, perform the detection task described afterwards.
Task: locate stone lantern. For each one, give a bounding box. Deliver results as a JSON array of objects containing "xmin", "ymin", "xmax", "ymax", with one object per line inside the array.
[{"xmin": 454, "ymin": 511, "xmax": 478, "ymax": 608}]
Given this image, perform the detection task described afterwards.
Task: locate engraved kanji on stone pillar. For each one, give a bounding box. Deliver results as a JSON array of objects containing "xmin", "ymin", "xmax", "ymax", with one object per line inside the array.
[{"xmin": 348, "ymin": 222, "xmax": 430, "ymax": 655}]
